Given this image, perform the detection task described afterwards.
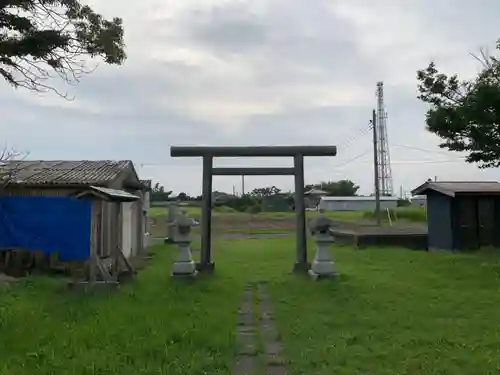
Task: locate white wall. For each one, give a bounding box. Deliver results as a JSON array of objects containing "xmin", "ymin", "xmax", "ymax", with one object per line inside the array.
[
  {"xmin": 121, "ymin": 202, "xmax": 133, "ymax": 258},
  {"xmin": 411, "ymin": 197, "xmax": 427, "ymax": 208},
  {"xmin": 142, "ymin": 191, "xmax": 150, "ymax": 248},
  {"xmin": 319, "ymin": 199, "xmax": 398, "ymax": 211}
]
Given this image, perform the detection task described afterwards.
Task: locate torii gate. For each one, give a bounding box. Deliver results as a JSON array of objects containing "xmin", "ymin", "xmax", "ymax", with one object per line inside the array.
[{"xmin": 170, "ymin": 146, "xmax": 337, "ymax": 273}]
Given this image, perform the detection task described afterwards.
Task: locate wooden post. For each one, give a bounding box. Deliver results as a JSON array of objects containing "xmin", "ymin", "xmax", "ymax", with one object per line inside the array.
[
  {"xmin": 293, "ymin": 154, "xmax": 308, "ymax": 272},
  {"xmin": 200, "ymin": 155, "xmax": 213, "ymax": 271}
]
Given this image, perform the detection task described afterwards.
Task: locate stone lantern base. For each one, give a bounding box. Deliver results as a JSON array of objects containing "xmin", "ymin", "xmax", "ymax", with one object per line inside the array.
[
  {"xmin": 308, "ymin": 232, "xmax": 337, "ymax": 281},
  {"xmin": 171, "ymin": 238, "xmax": 198, "ymax": 279}
]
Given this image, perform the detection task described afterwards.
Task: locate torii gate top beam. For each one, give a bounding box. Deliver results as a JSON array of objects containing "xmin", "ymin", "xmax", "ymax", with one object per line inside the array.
[{"xmin": 170, "ymin": 145, "xmax": 337, "ymax": 158}]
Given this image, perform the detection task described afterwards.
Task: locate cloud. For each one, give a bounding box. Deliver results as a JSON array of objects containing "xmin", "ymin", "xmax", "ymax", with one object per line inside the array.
[{"xmin": 1, "ymin": 0, "xmax": 499, "ymax": 196}]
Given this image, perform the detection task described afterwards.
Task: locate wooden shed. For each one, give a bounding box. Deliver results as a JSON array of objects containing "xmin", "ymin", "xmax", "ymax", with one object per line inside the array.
[
  {"xmin": 0, "ymin": 160, "xmax": 150, "ymax": 259},
  {"xmin": 412, "ymin": 181, "xmax": 500, "ymax": 251}
]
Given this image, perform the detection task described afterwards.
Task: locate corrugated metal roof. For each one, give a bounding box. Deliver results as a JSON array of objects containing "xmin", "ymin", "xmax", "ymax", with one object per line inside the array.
[
  {"xmin": 411, "ymin": 195, "xmax": 427, "ymax": 200},
  {"xmin": 305, "ymin": 188, "xmax": 328, "ymax": 195},
  {"xmin": 89, "ymin": 186, "xmax": 140, "ymax": 201},
  {"xmin": 321, "ymin": 196, "xmax": 398, "ymax": 201},
  {"xmin": 412, "ymin": 181, "xmax": 500, "ymax": 197},
  {"xmin": 140, "ymin": 179, "xmax": 152, "ymax": 187},
  {"xmin": 2, "ymin": 160, "xmax": 132, "ymax": 186}
]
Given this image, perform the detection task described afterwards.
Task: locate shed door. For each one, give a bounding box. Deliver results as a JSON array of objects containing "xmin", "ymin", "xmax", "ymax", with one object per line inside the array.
[
  {"xmin": 477, "ymin": 198, "xmax": 495, "ymax": 247},
  {"xmin": 457, "ymin": 197, "xmax": 478, "ymax": 250}
]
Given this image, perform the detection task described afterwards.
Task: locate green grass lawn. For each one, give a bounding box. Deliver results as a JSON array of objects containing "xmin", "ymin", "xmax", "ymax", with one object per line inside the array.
[{"xmin": 2, "ymin": 240, "xmax": 500, "ymax": 374}]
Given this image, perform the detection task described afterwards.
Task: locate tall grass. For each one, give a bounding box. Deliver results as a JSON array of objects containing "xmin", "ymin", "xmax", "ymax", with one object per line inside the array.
[{"xmin": 363, "ymin": 207, "xmax": 427, "ymax": 222}]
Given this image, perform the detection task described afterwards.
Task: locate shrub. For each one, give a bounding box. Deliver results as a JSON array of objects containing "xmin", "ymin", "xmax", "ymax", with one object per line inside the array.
[
  {"xmin": 397, "ymin": 198, "xmax": 411, "ymax": 207},
  {"xmin": 247, "ymin": 205, "xmax": 262, "ymax": 214},
  {"xmin": 213, "ymin": 205, "xmax": 237, "ymax": 213},
  {"xmin": 222, "ymin": 195, "xmax": 259, "ymax": 212}
]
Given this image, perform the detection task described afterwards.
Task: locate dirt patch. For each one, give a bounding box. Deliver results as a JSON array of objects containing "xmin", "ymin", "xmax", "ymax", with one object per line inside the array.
[
  {"xmin": 148, "ymin": 215, "xmax": 296, "ymax": 237},
  {"xmin": 148, "ymin": 214, "xmax": 426, "ymax": 238}
]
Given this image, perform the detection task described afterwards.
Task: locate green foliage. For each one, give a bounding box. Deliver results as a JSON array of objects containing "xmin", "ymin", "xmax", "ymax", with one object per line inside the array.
[
  {"xmin": 305, "ymin": 180, "xmax": 360, "ymax": 196},
  {"xmin": 363, "ymin": 207, "xmax": 427, "ymax": 222},
  {"xmin": 417, "ymin": 41, "xmax": 500, "ymax": 168},
  {"xmin": 217, "ymin": 194, "xmax": 258, "ymax": 212},
  {"xmin": 249, "ymin": 186, "xmax": 281, "ymax": 197},
  {"xmin": 151, "ymin": 182, "xmax": 172, "ymax": 202},
  {"xmin": 0, "ymin": 0, "xmax": 126, "ymax": 95},
  {"xmin": 246, "ymin": 204, "xmax": 262, "ymax": 214},
  {"xmin": 212, "ymin": 205, "xmax": 237, "ymax": 213}
]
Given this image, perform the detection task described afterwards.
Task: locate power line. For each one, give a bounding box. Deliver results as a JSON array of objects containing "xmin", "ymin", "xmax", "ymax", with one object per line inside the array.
[
  {"xmin": 391, "ymin": 159, "xmax": 465, "ymax": 165},
  {"xmin": 338, "ymin": 123, "xmax": 372, "ymax": 149},
  {"xmin": 391, "ymin": 143, "xmax": 465, "ymax": 159},
  {"xmin": 140, "ymin": 125, "xmax": 374, "ymax": 169},
  {"xmin": 333, "ymin": 150, "xmax": 371, "ymax": 169}
]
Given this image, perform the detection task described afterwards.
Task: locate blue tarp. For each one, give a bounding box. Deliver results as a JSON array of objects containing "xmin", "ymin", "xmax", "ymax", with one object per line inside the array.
[{"xmin": 0, "ymin": 196, "xmax": 92, "ymax": 261}]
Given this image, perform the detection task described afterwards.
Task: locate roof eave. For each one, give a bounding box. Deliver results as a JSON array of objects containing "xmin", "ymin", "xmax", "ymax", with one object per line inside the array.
[
  {"xmin": 411, "ymin": 183, "xmax": 456, "ymax": 197},
  {"xmin": 4, "ymin": 181, "xmax": 110, "ymax": 189}
]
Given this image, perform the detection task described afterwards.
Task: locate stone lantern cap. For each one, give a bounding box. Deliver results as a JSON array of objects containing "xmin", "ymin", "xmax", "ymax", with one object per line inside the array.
[
  {"xmin": 176, "ymin": 210, "xmax": 197, "ymax": 234},
  {"xmin": 309, "ymin": 209, "xmax": 333, "ymax": 234}
]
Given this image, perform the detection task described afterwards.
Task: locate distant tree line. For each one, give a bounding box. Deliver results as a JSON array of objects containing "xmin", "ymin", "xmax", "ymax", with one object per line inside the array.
[
  {"xmin": 150, "ymin": 179, "xmax": 360, "ymax": 203},
  {"xmin": 149, "ymin": 180, "xmax": 363, "ymax": 214}
]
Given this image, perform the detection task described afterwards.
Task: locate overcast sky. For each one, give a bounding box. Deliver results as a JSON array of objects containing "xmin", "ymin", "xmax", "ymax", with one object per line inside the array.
[{"xmin": 2, "ymin": 0, "xmax": 500, "ymax": 196}]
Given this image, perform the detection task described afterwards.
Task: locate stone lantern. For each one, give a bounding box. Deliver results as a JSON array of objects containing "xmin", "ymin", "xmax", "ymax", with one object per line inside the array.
[
  {"xmin": 308, "ymin": 209, "xmax": 337, "ymax": 280},
  {"xmin": 171, "ymin": 209, "xmax": 198, "ymax": 278},
  {"xmin": 164, "ymin": 202, "xmax": 179, "ymax": 244}
]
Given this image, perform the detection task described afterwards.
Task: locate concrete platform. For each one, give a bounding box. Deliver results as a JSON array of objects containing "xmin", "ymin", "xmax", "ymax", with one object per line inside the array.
[{"xmin": 330, "ymin": 225, "xmax": 428, "ymax": 250}]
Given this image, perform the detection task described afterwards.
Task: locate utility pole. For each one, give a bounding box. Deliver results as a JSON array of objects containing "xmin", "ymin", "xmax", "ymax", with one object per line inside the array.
[
  {"xmin": 241, "ymin": 175, "xmax": 245, "ymax": 195},
  {"xmin": 372, "ymin": 109, "xmax": 381, "ymax": 225}
]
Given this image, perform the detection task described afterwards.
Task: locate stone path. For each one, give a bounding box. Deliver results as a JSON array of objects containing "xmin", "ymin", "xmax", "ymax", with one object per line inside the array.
[{"xmin": 234, "ymin": 282, "xmax": 287, "ymax": 375}]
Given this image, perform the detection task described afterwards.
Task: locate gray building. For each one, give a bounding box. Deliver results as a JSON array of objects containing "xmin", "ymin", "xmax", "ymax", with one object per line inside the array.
[
  {"xmin": 410, "ymin": 195, "xmax": 427, "ymax": 208},
  {"xmin": 319, "ymin": 196, "xmax": 398, "ymax": 211},
  {"xmin": 412, "ymin": 181, "xmax": 500, "ymax": 251}
]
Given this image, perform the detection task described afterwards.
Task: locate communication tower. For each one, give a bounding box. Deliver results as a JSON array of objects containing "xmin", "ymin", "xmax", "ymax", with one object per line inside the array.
[{"xmin": 376, "ymin": 82, "xmax": 394, "ymax": 196}]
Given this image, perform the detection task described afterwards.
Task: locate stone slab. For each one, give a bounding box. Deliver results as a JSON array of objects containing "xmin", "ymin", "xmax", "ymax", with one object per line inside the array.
[
  {"xmin": 266, "ymin": 365, "xmax": 288, "ymax": 375},
  {"xmin": 237, "ymin": 325, "xmax": 256, "ymax": 334},
  {"xmin": 237, "ymin": 313, "xmax": 255, "ymax": 326},
  {"xmin": 234, "ymin": 355, "xmax": 257, "ymax": 375},
  {"xmin": 265, "ymin": 341, "xmax": 283, "ymax": 355}
]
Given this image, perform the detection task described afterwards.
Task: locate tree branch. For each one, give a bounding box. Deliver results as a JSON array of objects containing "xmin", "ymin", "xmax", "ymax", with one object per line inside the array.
[{"xmin": 0, "ymin": 0, "xmax": 125, "ymax": 98}]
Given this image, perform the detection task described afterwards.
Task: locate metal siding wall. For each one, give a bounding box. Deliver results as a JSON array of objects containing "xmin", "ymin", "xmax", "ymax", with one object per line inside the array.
[
  {"xmin": 131, "ymin": 199, "xmax": 141, "ymax": 256},
  {"xmin": 427, "ymin": 191, "xmax": 453, "ymax": 250},
  {"xmin": 321, "ymin": 199, "xmax": 397, "ymax": 211}
]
